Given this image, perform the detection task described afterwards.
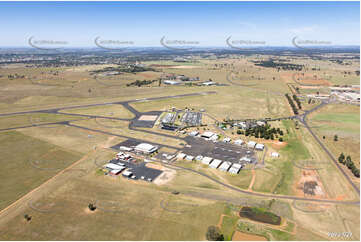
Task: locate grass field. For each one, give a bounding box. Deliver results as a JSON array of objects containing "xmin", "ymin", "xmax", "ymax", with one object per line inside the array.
[
  {"xmin": 0, "ymin": 131, "xmax": 82, "ymax": 210},
  {"xmin": 0, "ymin": 56, "xmax": 359, "ymax": 241},
  {"xmin": 308, "ymin": 103, "xmax": 360, "ymax": 169},
  {"xmin": 60, "ymin": 104, "xmax": 135, "ymax": 119}
]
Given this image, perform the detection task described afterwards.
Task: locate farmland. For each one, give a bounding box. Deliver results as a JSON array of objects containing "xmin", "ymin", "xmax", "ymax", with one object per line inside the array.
[{"xmin": 0, "ymin": 52, "xmax": 359, "ymax": 241}]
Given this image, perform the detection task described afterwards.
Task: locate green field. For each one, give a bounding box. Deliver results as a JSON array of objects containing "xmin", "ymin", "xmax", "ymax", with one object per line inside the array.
[{"xmin": 0, "ymin": 131, "xmax": 82, "ymax": 210}]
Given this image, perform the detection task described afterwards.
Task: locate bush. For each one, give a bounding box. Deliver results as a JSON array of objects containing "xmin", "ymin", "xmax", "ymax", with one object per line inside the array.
[
  {"xmin": 88, "ymin": 203, "xmax": 96, "ymax": 211},
  {"xmin": 206, "ymin": 226, "xmax": 224, "ymax": 241},
  {"xmin": 24, "ymin": 214, "xmax": 32, "ymax": 221}
]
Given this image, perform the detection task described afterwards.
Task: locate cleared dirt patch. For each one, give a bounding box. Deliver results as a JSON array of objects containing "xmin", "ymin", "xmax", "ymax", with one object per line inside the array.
[
  {"xmin": 138, "ymin": 115, "xmax": 158, "ymax": 121},
  {"xmin": 294, "ymin": 170, "xmax": 327, "ymax": 198},
  {"xmin": 232, "ymin": 231, "xmax": 267, "ymax": 241}
]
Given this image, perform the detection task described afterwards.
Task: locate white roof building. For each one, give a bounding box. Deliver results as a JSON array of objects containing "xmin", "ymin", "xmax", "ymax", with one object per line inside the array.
[
  {"xmin": 177, "ymin": 153, "xmax": 187, "ymax": 160},
  {"xmin": 271, "ymin": 152, "xmax": 280, "ymax": 158},
  {"xmin": 238, "ymin": 122, "xmax": 247, "ymax": 129},
  {"xmin": 122, "ymin": 170, "xmax": 133, "ymax": 177},
  {"xmin": 202, "ymin": 156, "xmax": 213, "ymax": 165},
  {"xmin": 189, "ymin": 131, "xmax": 199, "ymax": 136},
  {"xmin": 223, "ymin": 137, "xmax": 231, "ymax": 143},
  {"xmin": 185, "ymin": 155, "xmax": 194, "ymax": 161},
  {"xmin": 109, "ymin": 168, "xmax": 125, "ymax": 175},
  {"xmin": 240, "ymin": 156, "xmax": 252, "ymax": 163},
  {"xmin": 105, "ymin": 163, "xmax": 124, "ymax": 170},
  {"xmin": 202, "ymin": 81, "xmax": 217, "ymax": 86},
  {"xmin": 255, "ymin": 143, "xmax": 264, "ymax": 150},
  {"xmin": 256, "ymin": 121, "xmax": 266, "ymax": 126},
  {"xmin": 134, "ymin": 143, "xmax": 158, "ymax": 154},
  {"xmin": 119, "ymin": 146, "xmax": 133, "ymax": 151},
  {"xmin": 210, "ymin": 159, "xmax": 222, "ymax": 168},
  {"xmin": 210, "ymin": 134, "xmax": 219, "ymax": 142},
  {"xmin": 229, "ymin": 163, "xmax": 242, "ymax": 174},
  {"xmin": 219, "ymin": 161, "xmax": 232, "ymax": 171},
  {"xmin": 201, "ymin": 131, "xmax": 216, "ymax": 139},
  {"xmin": 195, "ymin": 155, "xmax": 203, "ymax": 161},
  {"xmin": 234, "ymin": 139, "xmax": 244, "ymax": 145},
  {"xmin": 164, "ymin": 80, "xmax": 181, "ymax": 85},
  {"xmin": 247, "ymin": 141, "xmax": 257, "ymax": 148}
]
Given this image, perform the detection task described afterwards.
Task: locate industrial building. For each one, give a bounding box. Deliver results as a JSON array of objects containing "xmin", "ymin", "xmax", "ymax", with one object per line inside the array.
[
  {"xmin": 234, "ymin": 139, "xmax": 244, "ymax": 145},
  {"xmin": 229, "ymin": 163, "xmax": 242, "ymax": 174},
  {"xmin": 134, "ymin": 143, "xmax": 158, "ymax": 154},
  {"xmin": 202, "ymin": 156, "xmax": 213, "ymax": 165},
  {"xmin": 247, "ymin": 141, "xmax": 257, "ymax": 149},
  {"xmin": 209, "ymin": 159, "xmax": 222, "ymax": 168},
  {"xmin": 219, "ymin": 161, "xmax": 232, "ymax": 172},
  {"xmin": 271, "ymin": 152, "xmax": 280, "ymax": 158},
  {"xmin": 255, "ymin": 143, "xmax": 265, "ymax": 151},
  {"xmin": 201, "ymin": 131, "xmax": 216, "ymax": 139}
]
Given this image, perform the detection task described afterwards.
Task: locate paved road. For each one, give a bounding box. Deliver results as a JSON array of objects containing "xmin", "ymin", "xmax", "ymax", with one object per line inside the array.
[
  {"xmin": 0, "ymin": 91, "xmax": 216, "ymax": 118},
  {"xmin": 0, "ymin": 89, "xmax": 359, "ymax": 203},
  {"xmin": 163, "ymin": 162, "xmax": 359, "ymax": 205},
  {"xmin": 297, "ymin": 100, "xmax": 360, "ymax": 195}
]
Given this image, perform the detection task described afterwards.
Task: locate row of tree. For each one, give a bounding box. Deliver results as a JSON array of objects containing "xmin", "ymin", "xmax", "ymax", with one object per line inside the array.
[
  {"xmin": 338, "ymin": 153, "xmax": 360, "ymax": 178},
  {"xmin": 285, "ymin": 93, "xmax": 299, "ymax": 115},
  {"xmin": 254, "ymin": 60, "xmax": 304, "ymax": 71},
  {"xmin": 292, "ymin": 94, "xmax": 302, "ymax": 109},
  {"xmin": 126, "ymin": 79, "xmax": 158, "ymax": 87},
  {"xmin": 237, "ymin": 124, "xmax": 284, "ymax": 141}
]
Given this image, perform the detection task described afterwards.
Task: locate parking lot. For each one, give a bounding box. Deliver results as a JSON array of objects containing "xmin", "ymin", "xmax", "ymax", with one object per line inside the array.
[
  {"xmin": 108, "ymin": 159, "xmax": 163, "ymax": 181},
  {"xmin": 181, "ymin": 111, "xmax": 202, "ymax": 126},
  {"xmin": 181, "ymin": 136, "xmax": 257, "ymax": 164}
]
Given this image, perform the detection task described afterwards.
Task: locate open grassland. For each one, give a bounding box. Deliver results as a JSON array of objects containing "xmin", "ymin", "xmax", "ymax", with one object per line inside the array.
[
  {"xmin": 173, "ymin": 160, "xmax": 253, "ymax": 190},
  {"xmin": 18, "ymin": 125, "xmax": 120, "ymax": 154},
  {"xmin": 298, "ymin": 120, "xmax": 359, "ymax": 200},
  {"xmin": 252, "ymin": 120, "xmax": 307, "ymax": 195},
  {"xmin": 308, "ymin": 103, "xmax": 360, "ymax": 169},
  {"xmin": 131, "ymin": 86, "xmax": 291, "ymax": 121},
  {"xmin": 0, "ymin": 131, "xmax": 82, "ymax": 211},
  {"xmin": 60, "ymin": 104, "xmax": 135, "ymax": 119},
  {"xmin": 69, "ymin": 118, "xmax": 184, "ymax": 149},
  {"xmin": 0, "ymin": 169, "xmax": 227, "ymax": 240},
  {"xmin": 291, "ymin": 202, "xmax": 360, "ymax": 241},
  {"xmin": 0, "ymin": 56, "xmax": 359, "ymax": 241},
  {"xmin": 0, "ymin": 113, "xmax": 86, "ymax": 130}
]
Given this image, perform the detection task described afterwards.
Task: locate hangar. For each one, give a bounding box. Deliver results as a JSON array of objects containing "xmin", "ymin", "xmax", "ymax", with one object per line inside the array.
[
  {"xmin": 210, "ymin": 159, "xmax": 222, "ymax": 168},
  {"xmin": 134, "ymin": 143, "xmax": 158, "ymax": 154}
]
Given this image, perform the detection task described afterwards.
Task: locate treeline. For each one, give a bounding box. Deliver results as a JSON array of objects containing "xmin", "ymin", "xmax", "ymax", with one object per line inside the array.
[
  {"xmin": 237, "ymin": 124, "xmax": 284, "ymax": 141},
  {"xmin": 285, "ymin": 93, "xmax": 299, "ymax": 115},
  {"xmin": 338, "ymin": 153, "xmax": 360, "ymax": 178},
  {"xmin": 126, "ymin": 79, "xmax": 158, "ymax": 87},
  {"xmin": 292, "ymin": 94, "xmax": 302, "ymax": 109},
  {"xmin": 91, "ymin": 64, "xmax": 155, "ymax": 74},
  {"xmin": 253, "ymin": 60, "xmax": 304, "ymax": 71},
  {"xmin": 8, "ymin": 74, "xmax": 25, "ymax": 80}
]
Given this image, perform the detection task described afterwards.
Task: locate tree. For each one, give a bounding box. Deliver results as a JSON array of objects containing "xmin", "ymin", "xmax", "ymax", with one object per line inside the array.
[
  {"xmin": 353, "ymin": 169, "xmax": 360, "ymax": 178},
  {"xmin": 334, "ymin": 135, "xmax": 338, "ymax": 141},
  {"xmin": 206, "ymin": 226, "xmax": 224, "ymax": 241},
  {"xmin": 24, "ymin": 214, "xmax": 32, "ymax": 221},
  {"xmin": 338, "ymin": 153, "xmax": 345, "ymax": 164},
  {"xmin": 322, "ymin": 136, "xmax": 326, "ymax": 139},
  {"xmin": 345, "ymin": 156, "xmax": 353, "ymax": 169},
  {"xmin": 278, "ymin": 137, "xmax": 283, "ymax": 142},
  {"xmin": 88, "ymin": 203, "xmax": 96, "ymax": 211}
]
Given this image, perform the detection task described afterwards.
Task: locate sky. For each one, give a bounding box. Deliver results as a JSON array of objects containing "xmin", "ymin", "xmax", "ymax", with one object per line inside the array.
[{"xmin": 0, "ymin": 1, "xmax": 359, "ymax": 47}]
